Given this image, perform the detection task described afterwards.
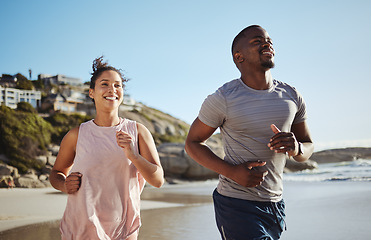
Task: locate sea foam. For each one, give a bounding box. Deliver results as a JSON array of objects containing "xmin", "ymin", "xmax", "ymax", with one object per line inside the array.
[{"xmin": 284, "ymin": 159, "xmax": 371, "ymax": 182}]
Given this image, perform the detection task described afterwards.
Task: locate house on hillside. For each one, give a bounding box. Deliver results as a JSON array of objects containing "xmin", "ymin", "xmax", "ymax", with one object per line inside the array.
[
  {"xmin": 0, "ymin": 74, "xmax": 17, "ymax": 88},
  {"xmin": 0, "ymin": 86, "xmax": 41, "ymax": 109},
  {"xmin": 38, "ymin": 74, "xmax": 82, "ymax": 87},
  {"xmin": 41, "ymin": 92, "xmax": 86, "ymax": 115}
]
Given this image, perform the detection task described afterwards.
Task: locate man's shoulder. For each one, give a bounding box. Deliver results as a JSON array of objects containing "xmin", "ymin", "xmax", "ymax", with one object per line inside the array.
[
  {"xmin": 202, "ymin": 79, "xmax": 240, "ymax": 108},
  {"xmin": 274, "ymin": 79, "xmax": 304, "ymax": 103},
  {"xmin": 217, "ymin": 78, "xmax": 242, "ymax": 94},
  {"xmin": 274, "ymin": 79, "xmax": 299, "ymax": 92}
]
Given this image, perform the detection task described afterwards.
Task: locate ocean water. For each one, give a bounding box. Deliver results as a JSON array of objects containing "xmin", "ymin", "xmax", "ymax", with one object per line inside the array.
[{"xmin": 284, "ymin": 158, "xmax": 371, "ymax": 182}]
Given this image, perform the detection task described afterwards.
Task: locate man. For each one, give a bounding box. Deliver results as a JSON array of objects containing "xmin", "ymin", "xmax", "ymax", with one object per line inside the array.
[{"xmin": 185, "ymin": 25, "xmax": 314, "ymax": 240}]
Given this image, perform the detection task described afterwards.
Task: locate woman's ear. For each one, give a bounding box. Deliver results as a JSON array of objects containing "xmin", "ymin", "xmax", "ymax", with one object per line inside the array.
[{"xmin": 89, "ymin": 88, "xmax": 94, "ymax": 99}]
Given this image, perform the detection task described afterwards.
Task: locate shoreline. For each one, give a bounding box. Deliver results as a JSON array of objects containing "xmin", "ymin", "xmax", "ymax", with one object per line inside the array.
[
  {"xmin": 1, "ymin": 180, "xmax": 371, "ymax": 240},
  {"xmin": 0, "ymin": 180, "xmax": 217, "ymax": 233}
]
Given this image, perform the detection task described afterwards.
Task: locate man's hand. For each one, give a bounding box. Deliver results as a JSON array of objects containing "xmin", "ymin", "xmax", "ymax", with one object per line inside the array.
[
  {"xmin": 230, "ymin": 161, "xmax": 268, "ymax": 188},
  {"xmin": 65, "ymin": 172, "xmax": 82, "ymax": 194},
  {"xmin": 268, "ymin": 124, "xmax": 299, "ymax": 157}
]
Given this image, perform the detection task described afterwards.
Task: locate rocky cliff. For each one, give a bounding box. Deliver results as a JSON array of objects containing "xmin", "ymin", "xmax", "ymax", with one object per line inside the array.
[
  {"xmin": 118, "ymin": 103, "xmax": 190, "ymax": 145},
  {"xmin": 310, "ymin": 147, "xmax": 371, "ymax": 164}
]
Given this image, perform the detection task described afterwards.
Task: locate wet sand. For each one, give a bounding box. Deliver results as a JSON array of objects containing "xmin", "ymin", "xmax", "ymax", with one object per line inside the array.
[
  {"xmin": 141, "ymin": 181, "xmax": 371, "ymax": 240},
  {"xmin": 282, "ymin": 181, "xmax": 371, "ymax": 240},
  {"xmin": 1, "ymin": 181, "xmax": 371, "ymax": 239},
  {"xmin": 0, "ymin": 180, "xmax": 218, "ymax": 239}
]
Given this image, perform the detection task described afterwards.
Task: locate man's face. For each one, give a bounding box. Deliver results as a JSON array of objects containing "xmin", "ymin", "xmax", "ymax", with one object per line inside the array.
[{"xmin": 235, "ymin": 27, "xmax": 275, "ymax": 69}]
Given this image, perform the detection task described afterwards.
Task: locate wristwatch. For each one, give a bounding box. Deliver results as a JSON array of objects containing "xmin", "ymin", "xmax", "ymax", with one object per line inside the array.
[{"xmin": 296, "ymin": 142, "xmax": 304, "ymax": 156}]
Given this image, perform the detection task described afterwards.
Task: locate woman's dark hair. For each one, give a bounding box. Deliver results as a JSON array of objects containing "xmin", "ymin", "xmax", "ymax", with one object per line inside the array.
[{"xmin": 90, "ymin": 56, "xmax": 128, "ymax": 89}]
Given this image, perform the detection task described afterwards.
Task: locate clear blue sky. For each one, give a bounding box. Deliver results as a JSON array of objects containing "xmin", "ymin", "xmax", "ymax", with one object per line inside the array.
[{"xmin": 1, "ymin": 0, "xmax": 370, "ymax": 150}]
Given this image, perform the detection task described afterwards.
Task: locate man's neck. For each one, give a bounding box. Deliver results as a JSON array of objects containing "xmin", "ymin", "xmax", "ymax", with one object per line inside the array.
[{"xmin": 240, "ymin": 70, "xmax": 273, "ymax": 90}]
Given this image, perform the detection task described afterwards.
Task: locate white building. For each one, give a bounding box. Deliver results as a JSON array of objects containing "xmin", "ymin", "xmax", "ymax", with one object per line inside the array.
[
  {"xmin": 0, "ymin": 86, "xmax": 41, "ymax": 109},
  {"xmin": 38, "ymin": 74, "xmax": 82, "ymax": 86}
]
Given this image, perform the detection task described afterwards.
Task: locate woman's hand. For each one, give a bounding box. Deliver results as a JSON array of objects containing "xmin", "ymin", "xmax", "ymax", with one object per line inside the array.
[
  {"xmin": 65, "ymin": 172, "xmax": 82, "ymax": 194},
  {"xmin": 116, "ymin": 130, "xmax": 138, "ymax": 160},
  {"xmin": 116, "ymin": 124, "xmax": 164, "ymax": 188}
]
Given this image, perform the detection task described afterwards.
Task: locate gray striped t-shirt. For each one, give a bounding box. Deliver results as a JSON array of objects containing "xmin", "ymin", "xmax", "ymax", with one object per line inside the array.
[{"xmin": 198, "ymin": 78, "xmax": 307, "ymax": 202}]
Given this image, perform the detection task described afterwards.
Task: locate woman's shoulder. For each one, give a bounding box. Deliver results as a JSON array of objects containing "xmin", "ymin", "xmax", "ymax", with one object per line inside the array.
[
  {"xmin": 69, "ymin": 119, "xmax": 94, "ymax": 137},
  {"xmin": 136, "ymin": 122, "xmax": 146, "ymax": 130},
  {"xmin": 69, "ymin": 125, "xmax": 80, "ymax": 134},
  {"xmin": 135, "ymin": 122, "xmax": 151, "ymax": 137},
  {"xmin": 58, "ymin": 125, "xmax": 80, "ymax": 153},
  {"xmin": 64, "ymin": 126, "xmax": 80, "ymax": 142}
]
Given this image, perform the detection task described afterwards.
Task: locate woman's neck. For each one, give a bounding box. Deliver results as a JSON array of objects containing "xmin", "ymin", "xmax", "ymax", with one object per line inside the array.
[{"xmin": 93, "ymin": 112, "xmax": 120, "ymax": 127}]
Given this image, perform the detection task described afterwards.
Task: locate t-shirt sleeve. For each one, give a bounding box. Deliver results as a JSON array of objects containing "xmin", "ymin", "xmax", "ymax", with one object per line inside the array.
[
  {"xmin": 198, "ymin": 89, "xmax": 226, "ymax": 128},
  {"xmin": 293, "ymin": 90, "xmax": 307, "ymax": 124}
]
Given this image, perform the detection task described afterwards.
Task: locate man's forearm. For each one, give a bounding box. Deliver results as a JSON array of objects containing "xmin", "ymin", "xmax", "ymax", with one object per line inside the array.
[
  {"xmin": 293, "ymin": 142, "xmax": 314, "ymax": 162},
  {"xmin": 185, "ymin": 141, "xmax": 234, "ymax": 177}
]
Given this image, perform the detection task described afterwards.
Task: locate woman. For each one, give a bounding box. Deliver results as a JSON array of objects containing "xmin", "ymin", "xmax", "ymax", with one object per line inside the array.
[{"xmin": 50, "ymin": 56, "xmax": 164, "ymax": 240}]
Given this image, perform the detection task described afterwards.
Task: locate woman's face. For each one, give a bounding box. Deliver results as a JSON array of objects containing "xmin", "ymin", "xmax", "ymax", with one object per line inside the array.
[{"xmin": 89, "ymin": 70, "xmax": 124, "ymax": 110}]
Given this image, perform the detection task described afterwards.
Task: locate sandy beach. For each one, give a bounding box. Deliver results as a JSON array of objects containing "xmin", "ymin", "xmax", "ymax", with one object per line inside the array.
[
  {"xmin": 0, "ymin": 180, "xmax": 370, "ymax": 239},
  {"xmin": 0, "ymin": 187, "xmax": 182, "ymax": 232}
]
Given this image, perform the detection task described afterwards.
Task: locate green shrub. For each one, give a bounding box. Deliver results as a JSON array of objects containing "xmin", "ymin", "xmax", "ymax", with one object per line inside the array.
[
  {"xmin": 17, "ymin": 102, "xmax": 36, "ymax": 113},
  {"xmin": 0, "ymin": 105, "xmax": 54, "ymax": 173},
  {"xmin": 45, "ymin": 113, "xmax": 92, "ymax": 144}
]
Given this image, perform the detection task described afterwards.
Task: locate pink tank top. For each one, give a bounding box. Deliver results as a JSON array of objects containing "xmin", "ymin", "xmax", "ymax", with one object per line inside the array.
[{"xmin": 60, "ymin": 118, "xmax": 145, "ymax": 240}]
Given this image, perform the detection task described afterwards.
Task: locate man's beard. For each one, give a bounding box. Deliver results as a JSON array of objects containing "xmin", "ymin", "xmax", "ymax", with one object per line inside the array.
[{"xmin": 261, "ymin": 60, "xmax": 275, "ymax": 69}]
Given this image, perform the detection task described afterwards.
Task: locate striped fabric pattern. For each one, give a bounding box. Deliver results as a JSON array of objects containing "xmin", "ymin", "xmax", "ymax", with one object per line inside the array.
[{"xmin": 198, "ymin": 78, "xmax": 307, "ymax": 201}]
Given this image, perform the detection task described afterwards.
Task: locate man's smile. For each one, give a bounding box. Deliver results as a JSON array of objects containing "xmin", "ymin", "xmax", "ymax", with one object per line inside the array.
[{"xmin": 261, "ymin": 49, "xmax": 274, "ymax": 57}]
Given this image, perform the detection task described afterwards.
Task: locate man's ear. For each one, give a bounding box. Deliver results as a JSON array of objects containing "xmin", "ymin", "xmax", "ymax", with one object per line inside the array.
[{"xmin": 234, "ymin": 52, "xmax": 244, "ymax": 63}]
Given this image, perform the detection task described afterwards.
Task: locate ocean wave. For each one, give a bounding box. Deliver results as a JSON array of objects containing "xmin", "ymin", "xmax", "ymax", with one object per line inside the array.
[{"xmin": 283, "ymin": 159, "xmax": 371, "ymax": 182}]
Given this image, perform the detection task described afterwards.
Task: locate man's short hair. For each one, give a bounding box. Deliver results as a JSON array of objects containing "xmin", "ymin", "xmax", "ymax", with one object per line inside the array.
[{"xmin": 231, "ymin": 25, "xmax": 263, "ymax": 55}]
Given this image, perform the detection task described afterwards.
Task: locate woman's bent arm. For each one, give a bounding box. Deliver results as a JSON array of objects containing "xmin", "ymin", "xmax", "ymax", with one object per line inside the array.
[
  {"xmin": 116, "ymin": 123, "xmax": 164, "ymax": 188},
  {"xmin": 49, "ymin": 127, "xmax": 81, "ymax": 194}
]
